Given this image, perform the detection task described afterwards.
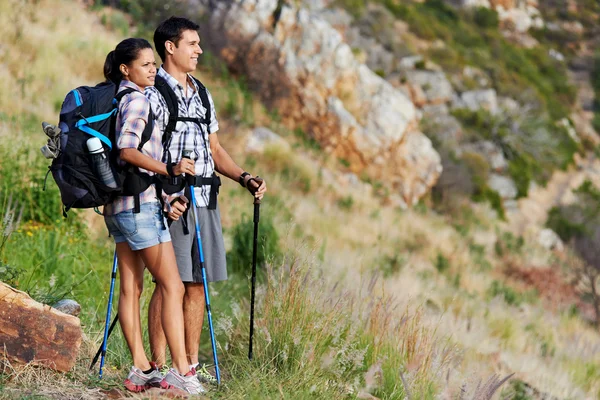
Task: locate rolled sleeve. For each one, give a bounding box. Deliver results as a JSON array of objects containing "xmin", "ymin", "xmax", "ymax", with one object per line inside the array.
[{"xmin": 117, "ymin": 92, "xmax": 149, "ymax": 150}]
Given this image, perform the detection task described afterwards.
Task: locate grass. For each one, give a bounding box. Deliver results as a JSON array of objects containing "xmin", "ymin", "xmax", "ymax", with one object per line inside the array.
[{"xmin": 2, "ymin": 0, "xmax": 600, "ymax": 398}]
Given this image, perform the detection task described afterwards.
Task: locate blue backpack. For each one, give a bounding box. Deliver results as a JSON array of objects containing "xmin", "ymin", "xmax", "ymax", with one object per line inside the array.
[{"xmin": 45, "ymin": 82, "xmax": 154, "ymax": 216}]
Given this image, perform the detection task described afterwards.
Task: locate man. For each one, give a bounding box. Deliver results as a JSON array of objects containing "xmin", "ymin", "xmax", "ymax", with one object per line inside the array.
[{"xmin": 146, "ymin": 16, "xmax": 267, "ymax": 379}]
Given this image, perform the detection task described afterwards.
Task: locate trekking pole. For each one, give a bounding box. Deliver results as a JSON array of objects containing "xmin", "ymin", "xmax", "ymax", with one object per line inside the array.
[
  {"xmin": 89, "ymin": 314, "xmax": 118, "ymax": 371},
  {"xmin": 98, "ymin": 249, "xmax": 118, "ymax": 379},
  {"xmin": 182, "ymin": 150, "xmax": 221, "ymax": 385},
  {"xmin": 248, "ymin": 178, "xmax": 263, "ymax": 361}
]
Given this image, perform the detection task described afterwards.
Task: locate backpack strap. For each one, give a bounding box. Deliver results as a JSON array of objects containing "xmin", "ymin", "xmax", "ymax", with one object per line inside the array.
[
  {"xmin": 154, "ymin": 75, "xmax": 180, "ymax": 148},
  {"xmin": 112, "ymin": 88, "xmax": 157, "ymax": 213},
  {"xmin": 154, "ymin": 74, "xmax": 212, "ymax": 149},
  {"xmin": 190, "ymin": 76, "xmax": 212, "ymax": 130}
]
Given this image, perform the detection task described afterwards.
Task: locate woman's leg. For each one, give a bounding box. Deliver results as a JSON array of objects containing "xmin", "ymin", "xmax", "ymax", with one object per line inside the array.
[
  {"xmin": 116, "ymin": 241, "xmax": 151, "ymax": 371},
  {"xmin": 138, "ymin": 242, "xmax": 188, "ymax": 374}
]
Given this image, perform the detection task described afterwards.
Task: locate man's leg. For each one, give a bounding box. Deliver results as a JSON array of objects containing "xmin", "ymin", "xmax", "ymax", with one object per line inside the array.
[
  {"xmin": 183, "ymin": 282, "xmax": 205, "ymax": 366},
  {"xmin": 148, "ymin": 285, "xmax": 167, "ymax": 368}
]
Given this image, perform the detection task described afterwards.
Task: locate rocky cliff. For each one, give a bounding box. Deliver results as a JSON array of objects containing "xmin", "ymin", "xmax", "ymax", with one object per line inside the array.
[{"xmin": 206, "ymin": 0, "xmax": 442, "ymax": 207}]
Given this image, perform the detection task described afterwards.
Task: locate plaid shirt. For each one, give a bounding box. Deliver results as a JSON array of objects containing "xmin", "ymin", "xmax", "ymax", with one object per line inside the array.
[
  {"xmin": 104, "ymin": 80, "xmax": 164, "ymax": 216},
  {"xmin": 145, "ymin": 67, "xmax": 219, "ymax": 208}
]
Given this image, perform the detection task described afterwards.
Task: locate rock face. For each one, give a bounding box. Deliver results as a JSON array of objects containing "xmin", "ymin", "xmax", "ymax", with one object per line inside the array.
[
  {"xmin": 246, "ymin": 126, "xmax": 290, "ymax": 152},
  {"xmin": 208, "ymin": 0, "xmax": 442, "ymax": 205},
  {"xmin": 453, "ymin": 89, "xmax": 499, "ymax": 115},
  {"xmin": 488, "ymin": 173, "xmax": 518, "ymax": 199},
  {"xmin": 456, "ymin": 0, "xmax": 543, "ymax": 33},
  {"xmin": 0, "ymin": 281, "xmax": 82, "ymax": 372}
]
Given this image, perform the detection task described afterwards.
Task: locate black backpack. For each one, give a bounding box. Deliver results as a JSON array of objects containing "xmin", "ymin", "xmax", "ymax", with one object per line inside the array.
[
  {"xmin": 154, "ymin": 74, "xmax": 220, "ymax": 208},
  {"xmin": 45, "ymin": 82, "xmax": 154, "ymax": 216}
]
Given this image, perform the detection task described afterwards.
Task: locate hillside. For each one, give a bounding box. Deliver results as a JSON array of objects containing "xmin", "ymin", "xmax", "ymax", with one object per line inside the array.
[{"xmin": 1, "ymin": 0, "xmax": 600, "ymax": 399}]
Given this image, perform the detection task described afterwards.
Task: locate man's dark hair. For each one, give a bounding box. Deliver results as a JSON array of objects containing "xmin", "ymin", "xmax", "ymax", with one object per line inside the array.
[{"xmin": 154, "ymin": 17, "xmax": 200, "ymax": 61}]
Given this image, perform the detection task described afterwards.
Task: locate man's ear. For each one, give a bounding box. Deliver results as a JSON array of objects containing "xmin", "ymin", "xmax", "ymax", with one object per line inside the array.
[{"xmin": 165, "ymin": 40, "xmax": 175, "ymax": 56}]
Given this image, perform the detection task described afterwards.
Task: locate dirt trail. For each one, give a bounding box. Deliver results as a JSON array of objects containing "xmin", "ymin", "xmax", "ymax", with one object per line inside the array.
[{"xmin": 508, "ymin": 154, "xmax": 600, "ymax": 235}]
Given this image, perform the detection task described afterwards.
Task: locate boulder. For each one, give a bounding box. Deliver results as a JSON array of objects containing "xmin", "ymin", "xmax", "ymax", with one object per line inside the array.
[
  {"xmin": 454, "ymin": 89, "xmax": 499, "ymax": 115},
  {"xmin": 0, "ymin": 281, "xmax": 82, "ymax": 372},
  {"xmin": 208, "ymin": 0, "xmax": 442, "ymax": 205},
  {"xmin": 52, "ymin": 299, "xmax": 81, "ymax": 317},
  {"xmin": 459, "ymin": 141, "xmax": 508, "ymax": 172},
  {"xmin": 246, "ymin": 127, "xmax": 290, "ymax": 152},
  {"xmin": 488, "ymin": 173, "xmax": 517, "ymax": 199},
  {"xmin": 404, "ymin": 70, "xmax": 454, "ymax": 105},
  {"xmin": 538, "ymin": 228, "xmax": 564, "ymax": 252},
  {"xmin": 421, "ymin": 110, "xmax": 463, "ymax": 146}
]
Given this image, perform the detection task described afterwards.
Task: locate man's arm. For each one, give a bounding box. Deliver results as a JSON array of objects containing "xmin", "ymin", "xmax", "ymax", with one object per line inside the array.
[{"xmin": 209, "ymin": 132, "xmax": 267, "ymax": 199}]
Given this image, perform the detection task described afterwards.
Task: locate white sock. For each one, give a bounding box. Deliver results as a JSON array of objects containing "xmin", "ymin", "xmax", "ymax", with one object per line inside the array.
[{"xmin": 189, "ymin": 362, "xmax": 199, "ymax": 371}]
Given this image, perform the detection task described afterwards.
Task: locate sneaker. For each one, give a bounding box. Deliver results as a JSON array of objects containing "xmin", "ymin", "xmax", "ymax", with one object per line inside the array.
[
  {"xmin": 160, "ymin": 368, "xmax": 206, "ymax": 394},
  {"xmin": 123, "ymin": 364, "xmax": 163, "ymax": 392},
  {"xmin": 194, "ymin": 364, "xmax": 217, "ymax": 385}
]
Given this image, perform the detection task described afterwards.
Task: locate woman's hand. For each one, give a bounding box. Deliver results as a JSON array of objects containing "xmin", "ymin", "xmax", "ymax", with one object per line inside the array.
[
  {"xmin": 172, "ymin": 158, "xmax": 195, "ymax": 176},
  {"xmin": 167, "ymin": 198, "xmax": 188, "ymax": 221}
]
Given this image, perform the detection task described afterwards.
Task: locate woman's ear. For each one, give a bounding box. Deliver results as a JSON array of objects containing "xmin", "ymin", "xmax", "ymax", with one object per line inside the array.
[{"xmin": 119, "ymin": 64, "xmax": 129, "ymax": 77}]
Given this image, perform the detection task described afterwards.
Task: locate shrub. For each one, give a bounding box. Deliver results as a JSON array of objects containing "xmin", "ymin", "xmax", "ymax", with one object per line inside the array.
[
  {"xmin": 473, "ymin": 185, "xmax": 505, "ymax": 220},
  {"xmin": 546, "ymin": 206, "xmax": 585, "ymax": 241},
  {"xmin": 227, "ymin": 212, "xmax": 281, "ymax": 276},
  {"xmin": 494, "ymin": 231, "xmax": 524, "ymax": 257},
  {"xmin": 379, "ymin": 253, "xmax": 406, "ymax": 277},
  {"xmin": 435, "ymin": 252, "xmax": 450, "ymax": 274},
  {"xmin": 414, "ymin": 60, "xmax": 427, "ymax": 70},
  {"xmin": 473, "ymin": 7, "xmax": 499, "ymax": 29},
  {"xmin": 507, "ymin": 155, "xmax": 536, "ymax": 198},
  {"xmin": 336, "ymin": 195, "xmax": 354, "ymax": 211},
  {"xmin": 488, "ymin": 280, "xmax": 536, "ymax": 307},
  {"xmin": 500, "ymin": 378, "xmax": 535, "ymax": 400}
]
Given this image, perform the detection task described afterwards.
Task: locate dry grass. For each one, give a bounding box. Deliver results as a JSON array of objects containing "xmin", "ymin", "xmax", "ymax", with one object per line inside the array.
[
  {"xmin": 2, "ymin": 0, "xmax": 600, "ymax": 398},
  {"xmin": 0, "ymin": 0, "xmax": 121, "ymax": 120}
]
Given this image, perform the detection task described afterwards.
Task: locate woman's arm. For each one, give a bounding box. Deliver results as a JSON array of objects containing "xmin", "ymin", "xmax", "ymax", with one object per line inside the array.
[
  {"xmin": 120, "ymin": 148, "xmax": 169, "ymax": 176},
  {"xmin": 118, "ymin": 91, "xmax": 194, "ymax": 177},
  {"xmin": 120, "ymin": 148, "xmax": 195, "ymax": 177}
]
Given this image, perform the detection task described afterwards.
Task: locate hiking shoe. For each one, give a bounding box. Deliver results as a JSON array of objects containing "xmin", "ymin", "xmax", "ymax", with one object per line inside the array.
[
  {"xmin": 195, "ymin": 364, "xmax": 217, "ymax": 385},
  {"xmin": 123, "ymin": 365, "xmax": 163, "ymax": 392},
  {"xmin": 160, "ymin": 368, "xmax": 206, "ymax": 394}
]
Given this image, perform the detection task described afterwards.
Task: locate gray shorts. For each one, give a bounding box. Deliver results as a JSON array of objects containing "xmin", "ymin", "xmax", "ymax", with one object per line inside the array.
[{"xmin": 169, "ymin": 204, "xmax": 227, "ymax": 283}]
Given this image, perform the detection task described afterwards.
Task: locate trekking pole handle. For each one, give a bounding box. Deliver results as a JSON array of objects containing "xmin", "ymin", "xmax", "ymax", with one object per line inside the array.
[
  {"xmin": 182, "ymin": 149, "xmax": 194, "ymax": 186},
  {"xmin": 250, "ymin": 176, "xmax": 263, "ymax": 206}
]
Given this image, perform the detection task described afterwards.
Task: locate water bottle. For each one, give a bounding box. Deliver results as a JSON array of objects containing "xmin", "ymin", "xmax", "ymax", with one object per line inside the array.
[{"xmin": 86, "ymin": 137, "xmax": 117, "ymax": 189}]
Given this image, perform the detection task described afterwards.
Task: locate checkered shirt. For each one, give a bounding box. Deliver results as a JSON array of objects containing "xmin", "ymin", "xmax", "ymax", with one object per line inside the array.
[
  {"xmin": 104, "ymin": 80, "xmax": 164, "ymax": 216},
  {"xmin": 145, "ymin": 67, "xmax": 219, "ymax": 208}
]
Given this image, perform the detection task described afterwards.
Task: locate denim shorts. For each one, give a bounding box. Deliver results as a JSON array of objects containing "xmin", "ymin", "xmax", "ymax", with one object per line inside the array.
[{"xmin": 104, "ymin": 201, "xmax": 171, "ymax": 251}]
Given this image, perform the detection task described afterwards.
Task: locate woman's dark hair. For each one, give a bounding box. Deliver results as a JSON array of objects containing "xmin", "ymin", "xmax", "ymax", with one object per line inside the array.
[
  {"xmin": 154, "ymin": 17, "xmax": 200, "ymax": 62},
  {"xmin": 104, "ymin": 38, "xmax": 153, "ymax": 84}
]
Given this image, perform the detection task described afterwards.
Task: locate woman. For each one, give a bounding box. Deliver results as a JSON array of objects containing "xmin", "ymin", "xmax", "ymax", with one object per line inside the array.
[{"xmin": 103, "ymin": 38, "xmax": 204, "ymax": 395}]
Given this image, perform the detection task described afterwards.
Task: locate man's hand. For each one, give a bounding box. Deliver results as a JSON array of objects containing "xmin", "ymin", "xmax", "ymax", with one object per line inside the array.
[
  {"xmin": 167, "ymin": 197, "xmax": 188, "ymax": 221},
  {"xmin": 245, "ymin": 176, "xmax": 267, "ymax": 200},
  {"xmin": 172, "ymin": 158, "xmax": 195, "ymax": 176}
]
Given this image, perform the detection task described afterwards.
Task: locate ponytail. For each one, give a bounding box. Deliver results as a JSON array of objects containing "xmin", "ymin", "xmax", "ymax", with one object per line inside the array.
[
  {"xmin": 103, "ymin": 50, "xmax": 121, "ymax": 84},
  {"xmin": 103, "ymin": 38, "xmax": 153, "ymax": 85}
]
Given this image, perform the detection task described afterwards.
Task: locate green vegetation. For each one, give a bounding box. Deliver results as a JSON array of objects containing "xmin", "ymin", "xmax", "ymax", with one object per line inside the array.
[
  {"xmin": 3, "ymin": 0, "xmax": 600, "ymax": 398},
  {"xmin": 545, "ymin": 180, "xmax": 600, "ymax": 327},
  {"xmin": 382, "ymin": 0, "xmax": 576, "ymax": 120},
  {"xmin": 487, "ymin": 280, "xmax": 537, "ymax": 307},
  {"xmin": 494, "ymin": 231, "xmax": 525, "ymax": 258},
  {"xmin": 227, "ymin": 212, "xmax": 281, "ymax": 276},
  {"xmin": 452, "ymin": 108, "xmax": 578, "ymax": 198},
  {"xmin": 592, "ymin": 52, "xmax": 600, "ymax": 133}
]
